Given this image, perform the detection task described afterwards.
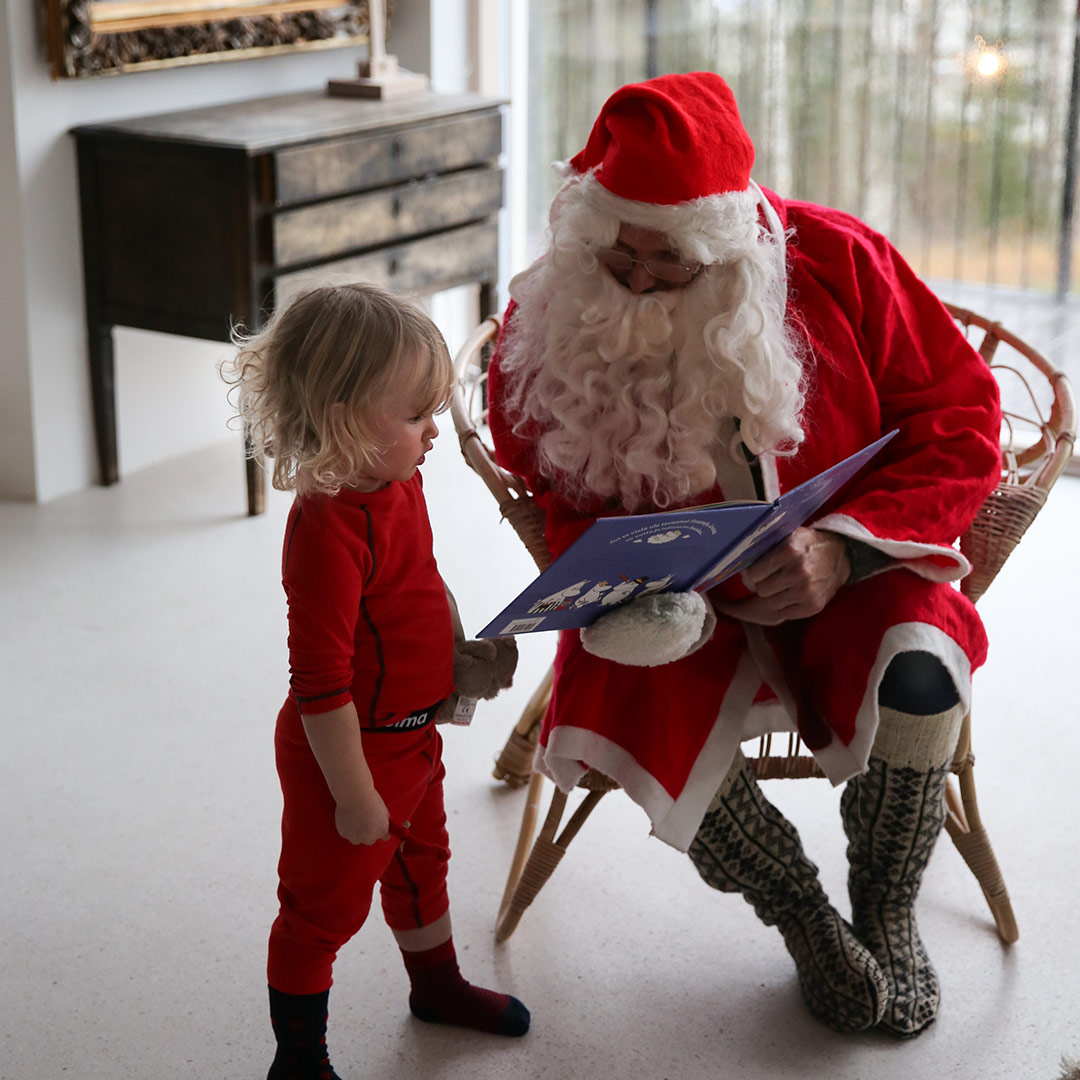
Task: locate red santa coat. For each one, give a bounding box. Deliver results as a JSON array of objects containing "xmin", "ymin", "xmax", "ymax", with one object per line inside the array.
[{"xmin": 487, "ymin": 194, "xmax": 1002, "ymax": 851}]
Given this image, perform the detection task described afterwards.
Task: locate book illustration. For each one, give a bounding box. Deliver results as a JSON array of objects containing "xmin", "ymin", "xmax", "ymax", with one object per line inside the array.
[
  {"xmin": 640, "ymin": 573, "xmax": 675, "ymax": 595},
  {"xmin": 573, "ymin": 581, "xmax": 612, "ymax": 607},
  {"xmin": 570, "ymin": 573, "xmax": 674, "ymax": 608},
  {"xmin": 530, "ymin": 574, "xmax": 658, "ymax": 615},
  {"xmin": 600, "ymin": 576, "xmax": 649, "ymax": 605},
  {"xmin": 613, "ymin": 515, "xmax": 730, "ymax": 546},
  {"xmin": 478, "ymin": 430, "xmax": 898, "ymax": 638},
  {"xmin": 528, "ymin": 579, "xmax": 590, "ymax": 613}
]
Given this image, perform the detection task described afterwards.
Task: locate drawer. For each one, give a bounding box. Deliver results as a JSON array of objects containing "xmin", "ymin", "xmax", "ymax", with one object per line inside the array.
[
  {"xmin": 274, "ymin": 221, "xmax": 498, "ymax": 308},
  {"xmin": 273, "ymin": 167, "xmax": 503, "ymax": 267},
  {"xmin": 273, "ymin": 110, "xmax": 502, "ymax": 205}
]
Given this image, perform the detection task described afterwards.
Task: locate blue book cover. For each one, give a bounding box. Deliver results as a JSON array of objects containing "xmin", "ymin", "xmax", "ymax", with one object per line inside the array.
[{"xmin": 478, "ymin": 431, "xmax": 897, "ymax": 638}]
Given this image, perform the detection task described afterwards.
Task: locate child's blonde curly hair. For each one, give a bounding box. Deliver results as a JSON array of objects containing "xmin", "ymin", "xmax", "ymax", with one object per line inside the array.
[{"xmin": 222, "ymin": 282, "xmax": 453, "ymax": 496}]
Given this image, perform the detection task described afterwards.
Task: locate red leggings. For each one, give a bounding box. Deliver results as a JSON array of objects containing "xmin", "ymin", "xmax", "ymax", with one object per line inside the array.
[{"xmin": 268, "ymin": 706, "xmax": 451, "ymax": 995}]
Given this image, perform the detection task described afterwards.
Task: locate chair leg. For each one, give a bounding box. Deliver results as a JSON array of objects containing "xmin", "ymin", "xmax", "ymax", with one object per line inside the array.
[
  {"xmin": 495, "ymin": 771, "xmax": 610, "ymax": 943},
  {"xmin": 944, "ymin": 711, "xmax": 1019, "ymax": 944},
  {"xmin": 497, "ymin": 769, "xmax": 547, "ymax": 928},
  {"xmin": 492, "ymin": 665, "xmax": 553, "ymax": 788}
]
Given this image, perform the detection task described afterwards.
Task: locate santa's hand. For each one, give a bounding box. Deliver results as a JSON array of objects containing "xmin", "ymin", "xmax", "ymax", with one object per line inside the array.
[
  {"xmin": 581, "ymin": 591, "xmax": 716, "ymax": 667},
  {"xmin": 714, "ymin": 526, "xmax": 850, "ymax": 626}
]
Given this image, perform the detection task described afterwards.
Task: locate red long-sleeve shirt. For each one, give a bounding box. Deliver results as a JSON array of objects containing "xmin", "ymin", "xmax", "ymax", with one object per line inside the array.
[{"xmin": 281, "ymin": 474, "xmax": 454, "ymax": 727}]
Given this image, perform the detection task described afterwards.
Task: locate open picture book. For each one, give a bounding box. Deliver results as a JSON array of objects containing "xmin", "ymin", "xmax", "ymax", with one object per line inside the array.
[{"xmin": 478, "ymin": 430, "xmax": 898, "ymax": 638}]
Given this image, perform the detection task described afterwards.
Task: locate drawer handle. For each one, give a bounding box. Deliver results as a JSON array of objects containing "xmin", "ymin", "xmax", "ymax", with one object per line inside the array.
[
  {"xmin": 388, "ymin": 256, "xmax": 400, "ymax": 275},
  {"xmin": 391, "ymin": 138, "xmax": 404, "ymax": 157},
  {"xmin": 391, "ymin": 196, "xmax": 402, "ymax": 217}
]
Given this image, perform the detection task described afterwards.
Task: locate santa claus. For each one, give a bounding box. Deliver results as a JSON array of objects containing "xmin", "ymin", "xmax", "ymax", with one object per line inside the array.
[{"xmin": 487, "ymin": 72, "xmax": 1001, "ymax": 1037}]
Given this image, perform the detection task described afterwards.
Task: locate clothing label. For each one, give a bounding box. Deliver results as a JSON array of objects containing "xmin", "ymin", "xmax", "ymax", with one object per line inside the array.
[
  {"xmin": 450, "ymin": 696, "xmax": 477, "ymax": 726},
  {"xmin": 363, "ymin": 699, "xmax": 445, "ymax": 733}
]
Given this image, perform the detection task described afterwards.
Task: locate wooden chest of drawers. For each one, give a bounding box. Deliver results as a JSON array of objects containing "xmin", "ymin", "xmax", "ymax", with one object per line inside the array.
[{"xmin": 73, "ymin": 90, "xmax": 504, "ymax": 513}]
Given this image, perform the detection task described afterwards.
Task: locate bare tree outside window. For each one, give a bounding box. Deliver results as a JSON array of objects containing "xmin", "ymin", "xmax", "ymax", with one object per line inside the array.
[{"xmin": 525, "ymin": 0, "xmax": 1078, "ymax": 298}]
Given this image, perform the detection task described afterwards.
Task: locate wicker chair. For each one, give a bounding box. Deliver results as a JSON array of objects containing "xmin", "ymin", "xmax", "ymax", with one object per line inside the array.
[{"xmin": 450, "ymin": 305, "xmax": 1076, "ymax": 945}]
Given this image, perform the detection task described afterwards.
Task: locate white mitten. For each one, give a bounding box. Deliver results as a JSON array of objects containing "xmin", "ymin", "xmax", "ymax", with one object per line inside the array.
[{"xmin": 580, "ymin": 591, "xmax": 716, "ymax": 667}]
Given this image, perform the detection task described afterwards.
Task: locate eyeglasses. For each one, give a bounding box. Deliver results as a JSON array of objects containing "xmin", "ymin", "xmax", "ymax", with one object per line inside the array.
[{"xmin": 595, "ymin": 247, "xmax": 703, "ymax": 284}]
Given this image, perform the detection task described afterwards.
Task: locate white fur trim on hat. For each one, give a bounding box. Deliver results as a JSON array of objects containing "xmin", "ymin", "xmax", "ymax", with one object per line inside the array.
[{"xmin": 555, "ymin": 170, "xmax": 761, "ymax": 267}]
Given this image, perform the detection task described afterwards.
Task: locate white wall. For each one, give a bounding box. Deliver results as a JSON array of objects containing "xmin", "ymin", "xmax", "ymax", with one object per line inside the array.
[
  {"xmin": 399, "ymin": 0, "xmax": 522, "ymax": 367},
  {"xmin": 0, "ymin": 0, "xmax": 507, "ymax": 504},
  {"xmin": 0, "ymin": 0, "xmax": 35, "ymax": 499}
]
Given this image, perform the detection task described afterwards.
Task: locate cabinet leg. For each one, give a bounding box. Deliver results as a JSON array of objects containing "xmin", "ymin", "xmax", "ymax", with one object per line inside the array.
[
  {"xmin": 244, "ymin": 426, "xmax": 266, "ymax": 516},
  {"xmin": 479, "ymin": 281, "xmax": 497, "ymax": 322},
  {"xmin": 89, "ymin": 323, "xmax": 119, "ymax": 486}
]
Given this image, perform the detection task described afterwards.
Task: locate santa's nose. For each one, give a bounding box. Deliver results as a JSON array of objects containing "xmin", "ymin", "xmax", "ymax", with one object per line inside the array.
[{"xmin": 626, "ymin": 261, "xmax": 657, "ymax": 294}]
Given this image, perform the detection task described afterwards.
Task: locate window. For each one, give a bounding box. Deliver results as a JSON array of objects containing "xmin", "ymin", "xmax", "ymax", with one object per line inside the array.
[{"xmin": 523, "ymin": 0, "xmax": 1080, "ymax": 296}]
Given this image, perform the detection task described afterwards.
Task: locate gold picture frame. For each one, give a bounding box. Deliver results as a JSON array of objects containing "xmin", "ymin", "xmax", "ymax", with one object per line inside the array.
[{"xmin": 44, "ymin": 0, "xmax": 372, "ymax": 78}]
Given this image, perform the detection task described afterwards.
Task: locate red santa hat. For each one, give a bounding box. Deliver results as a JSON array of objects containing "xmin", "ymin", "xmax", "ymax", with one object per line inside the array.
[
  {"xmin": 569, "ymin": 72, "xmax": 755, "ymax": 206},
  {"xmin": 557, "ymin": 73, "xmax": 775, "ymax": 263}
]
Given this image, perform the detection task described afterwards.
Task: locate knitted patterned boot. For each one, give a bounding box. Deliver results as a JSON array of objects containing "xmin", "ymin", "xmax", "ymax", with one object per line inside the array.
[
  {"xmin": 689, "ymin": 753, "xmax": 889, "ymax": 1032},
  {"xmin": 841, "ymin": 755, "xmax": 951, "ymax": 1038}
]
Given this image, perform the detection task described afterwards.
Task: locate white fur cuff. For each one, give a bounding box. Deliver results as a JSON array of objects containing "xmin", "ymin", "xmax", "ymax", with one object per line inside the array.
[{"xmin": 581, "ymin": 591, "xmax": 713, "ymax": 667}]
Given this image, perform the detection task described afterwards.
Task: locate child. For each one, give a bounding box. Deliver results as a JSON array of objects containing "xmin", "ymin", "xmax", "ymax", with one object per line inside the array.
[{"xmin": 225, "ymin": 282, "xmax": 529, "ymax": 1080}]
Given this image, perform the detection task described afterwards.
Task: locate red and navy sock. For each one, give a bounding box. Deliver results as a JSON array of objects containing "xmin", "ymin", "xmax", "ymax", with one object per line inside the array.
[
  {"xmin": 400, "ymin": 937, "xmax": 530, "ymax": 1036},
  {"xmin": 267, "ymin": 986, "xmax": 342, "ymax": 1080}
]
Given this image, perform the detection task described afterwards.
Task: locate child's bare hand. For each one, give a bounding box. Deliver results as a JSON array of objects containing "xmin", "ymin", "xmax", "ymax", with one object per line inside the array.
[{"xmin": 334, "ymin": 788, "xmax": 390, "ymax": 846}]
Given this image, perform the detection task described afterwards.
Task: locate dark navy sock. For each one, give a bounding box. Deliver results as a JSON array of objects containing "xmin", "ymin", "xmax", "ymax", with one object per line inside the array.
[{"xmin": 267, "ymin": 986, "xmax": 341, "ymax": 1080}]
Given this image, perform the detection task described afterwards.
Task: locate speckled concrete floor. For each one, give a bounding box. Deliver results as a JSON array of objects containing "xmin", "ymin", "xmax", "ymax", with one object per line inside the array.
[{"xmin": 3, "ymin": 434, "xmax": 1078, "ymax": 1080}]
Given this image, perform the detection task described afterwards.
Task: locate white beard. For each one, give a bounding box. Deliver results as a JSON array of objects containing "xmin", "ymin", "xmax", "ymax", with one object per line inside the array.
[{"xmin": 499, "ymin": 227, "xmax": 806, "ymax": 512}]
